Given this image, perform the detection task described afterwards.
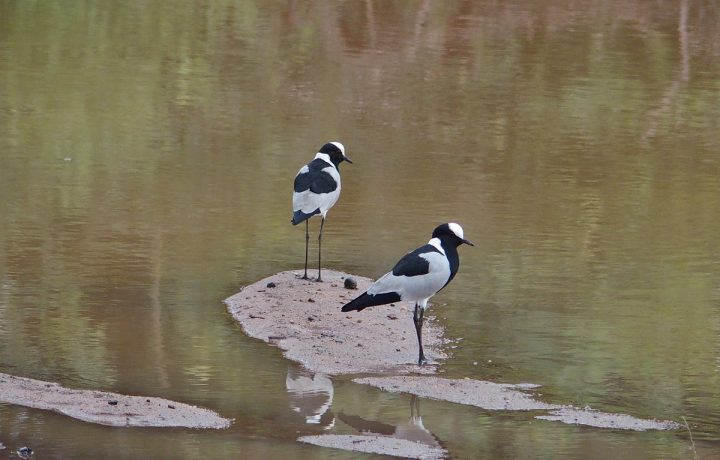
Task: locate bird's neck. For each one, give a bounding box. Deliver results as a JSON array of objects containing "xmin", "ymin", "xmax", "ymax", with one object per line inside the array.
[
  {"xmin": 315, "ymin": 152, "xmax": 340, "ymax": 169},
  {"xmin": 438, "ymin": 237, "xmax": 460, "ymax": 277}
]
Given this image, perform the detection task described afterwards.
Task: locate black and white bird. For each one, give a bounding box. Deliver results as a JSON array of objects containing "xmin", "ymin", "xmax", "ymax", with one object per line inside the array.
[
  {"xmin": 292, "ymin": 141, "xmax": 352, "ymax": 282},
  {"xmin": 341, "ymin": 223, "xmax": 473, "ymax": 365}
]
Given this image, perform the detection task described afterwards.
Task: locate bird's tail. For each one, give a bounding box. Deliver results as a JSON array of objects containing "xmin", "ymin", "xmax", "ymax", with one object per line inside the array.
[
  {"xmin": 341, "ymin": 291, "xmax": 401, "ymax": 312},
  {"xmin": 291, "ymin": 209, "xmax": 320, "ymax": 225}
]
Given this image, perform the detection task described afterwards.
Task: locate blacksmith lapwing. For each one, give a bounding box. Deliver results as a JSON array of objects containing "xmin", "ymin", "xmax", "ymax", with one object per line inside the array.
[
  {"xmin": 291, "ymin": 142, "xmax": 352, "ymax": 281},
  {"xmin": 341, "ymin": 223, "xmax": 473, "ymax": 365}
]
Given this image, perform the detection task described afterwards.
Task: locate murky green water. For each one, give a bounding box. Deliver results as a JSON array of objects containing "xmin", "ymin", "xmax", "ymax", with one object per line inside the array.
[{"xmin": 1, "ymin": 1, "xmax": 719, "ymax": 458}]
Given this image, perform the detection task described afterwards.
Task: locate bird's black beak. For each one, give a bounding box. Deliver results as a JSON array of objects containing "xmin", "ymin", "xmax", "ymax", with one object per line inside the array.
[
  {"xmin": 462, "ymin": 238, "xmax": 474, "ymax": 246},
  {"xmin": 344, "ymin": 157, "xmax": 353, "ymax": 164}
]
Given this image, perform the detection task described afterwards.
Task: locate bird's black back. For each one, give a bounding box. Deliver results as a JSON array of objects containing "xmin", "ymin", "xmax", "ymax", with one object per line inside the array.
[
  {"xmin": 390, "ymin": 244, "xmax": 442, "ymax": 277},
  {"xmin": 293, "ymin": 158, "xmax": 338, "ymax": 194}
]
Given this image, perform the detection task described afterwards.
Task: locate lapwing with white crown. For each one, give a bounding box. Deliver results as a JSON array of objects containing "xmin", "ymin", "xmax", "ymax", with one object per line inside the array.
[
  {"xmin": 342, "ymin": 223, "xmax": 473, "ymax": 365},
  {"xmin": 292, "ymin": 141, "xmax": 352, "ymax": 282}
]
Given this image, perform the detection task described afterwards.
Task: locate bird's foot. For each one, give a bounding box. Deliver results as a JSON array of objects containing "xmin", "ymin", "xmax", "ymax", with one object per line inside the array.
[
  {"xmin": 417, "ymin": 356, "xmax": 428, "ymax": 366},
  {"xmin": 298, "ymin": 273, "xmax": 310, "ymax": 280},
  {"xmin": 315, "ymin": 276, "xmax": 323, "ymax": 283}
]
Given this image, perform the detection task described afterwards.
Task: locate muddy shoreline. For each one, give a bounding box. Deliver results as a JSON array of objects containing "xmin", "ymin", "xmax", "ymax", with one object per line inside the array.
[{"xmin": 224, "ymin": 270, "xmax": 448, "ymax": 375}]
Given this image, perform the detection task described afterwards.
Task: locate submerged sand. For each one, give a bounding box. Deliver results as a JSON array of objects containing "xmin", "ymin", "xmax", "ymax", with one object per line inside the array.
[
  {"xmin": 356, "ymin": 376, "xmax": 680, "ymax": 431},
  {"xmin": 535, "ymin": 407, "xmax": 680, "ymax": 431},
  {"xmin": 354, "ymin": 376, "xmax": 560, "ymax": 411},
  {"xmin": 0, "ymin": 373, "xmax": 231, "ymax": 429}
]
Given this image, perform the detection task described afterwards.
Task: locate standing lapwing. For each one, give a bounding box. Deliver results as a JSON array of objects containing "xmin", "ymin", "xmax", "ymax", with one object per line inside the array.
[
  {"xmin": 292, "ymin": 141, "xmax": 352, "ymax": 281},
  {"xmin": 341, "ymin": 223, "xmax": 473, "ymax": 365}
]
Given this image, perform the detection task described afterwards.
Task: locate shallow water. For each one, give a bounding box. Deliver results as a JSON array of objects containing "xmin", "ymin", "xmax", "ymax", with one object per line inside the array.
[{"xmin": 1, "ymin": 1, "xmax": 719, "ymax": 458}]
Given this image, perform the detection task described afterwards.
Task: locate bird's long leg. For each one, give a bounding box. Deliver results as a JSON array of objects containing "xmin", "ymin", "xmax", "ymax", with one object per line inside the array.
[
  {"xmin": 317, "ymin": 217, "xmax": 325, "ymax": 282},
  {"xmin": 413, "ymin": 303, "xmax": 427, "ymax": 365},
  {"xmin": 410, "ymin": 394, "xmax": 419, "ymax": 419},
  {"xmin": 302, "ymin": 220, "xmax": 310, "ymax": 280}
]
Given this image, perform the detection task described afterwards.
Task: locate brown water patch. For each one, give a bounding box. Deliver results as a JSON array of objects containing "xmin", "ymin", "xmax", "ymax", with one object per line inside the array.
[{"xmin": 0, "ymin": 373, "xmax": 231, "ymax": 429}]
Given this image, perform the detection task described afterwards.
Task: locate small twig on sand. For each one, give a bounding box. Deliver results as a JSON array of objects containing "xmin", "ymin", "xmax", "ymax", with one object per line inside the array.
[{"xmin": 682, "ymin": 416, "xmax": 697, "ymax": 460}]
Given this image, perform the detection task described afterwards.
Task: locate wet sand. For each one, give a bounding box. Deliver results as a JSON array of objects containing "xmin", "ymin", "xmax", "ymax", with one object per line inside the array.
[
  {"xmin": 354, "ymin": 376, "xmax": 560, "ymax": 411},
  {"xmin": 224, "ymin": 270, "xmax": 447, "ymax": 375},
  {"xmin": 0, "ymin": 373, "xmax": 231, "ymax": 429},
  {"xmin": 535, "ymin": 407, "xmax": 680, "ymax": 431},
  {"xmin": 356, "ymin": 376, "xmax": 680, "ymax": 431},
  {"xmin": 299, "ymin": 434, "xmax": 446, "ymax": 460}
]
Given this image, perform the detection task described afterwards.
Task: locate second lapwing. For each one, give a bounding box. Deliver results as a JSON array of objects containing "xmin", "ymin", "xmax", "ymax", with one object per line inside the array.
[
  {"xmin": 341, "ymin": 223, "xmax": 473, "ymax": 365},
  {"xmin": 291, "ymin": 141, "xmax": 352, "ymax": 281}
]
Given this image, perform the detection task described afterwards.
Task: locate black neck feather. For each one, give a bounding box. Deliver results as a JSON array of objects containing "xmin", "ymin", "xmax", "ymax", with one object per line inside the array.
[{"xmin": 439, "ymin": 237, "xmax": 460, "ymax": 281}]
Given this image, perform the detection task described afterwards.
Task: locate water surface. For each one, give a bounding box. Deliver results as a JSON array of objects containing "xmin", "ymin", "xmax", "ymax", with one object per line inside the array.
[{"xmin": 1, "ymin": 1, "xmax": 719, "ymax": 458}]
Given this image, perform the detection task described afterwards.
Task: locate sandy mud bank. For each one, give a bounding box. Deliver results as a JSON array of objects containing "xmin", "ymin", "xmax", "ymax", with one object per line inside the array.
[
  {"xmin": 299, "ymin": 434, "xmax": 446, "ymax": 460},
  {"xmin": 0, "ymin": 373, "xmax": 231, "ymax": 429},
  {"xmin": 356, "ymin": 376, "xmax": 680, "ymax": 431},
  {"xmin": 224, "ymin": 270, "xmax": 447, "ymax": 375}
]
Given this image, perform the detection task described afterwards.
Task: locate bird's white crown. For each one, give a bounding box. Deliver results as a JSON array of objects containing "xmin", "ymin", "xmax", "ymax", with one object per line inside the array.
[
  {"xmin": 448, "ymin": 222, "xmax": 464, "ymax": 240},
  {"xmin": 329, "ymin": 141, "xmax": 345, "ymax": 156}
]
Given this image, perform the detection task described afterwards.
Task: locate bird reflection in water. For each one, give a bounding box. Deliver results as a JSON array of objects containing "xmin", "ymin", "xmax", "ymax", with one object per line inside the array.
[
  {"xmin": 338, "ymin": 395, "xmax": 444, "ymax": 450},
  {"xmin": 285, "ymin": 368, "xmax": 335, "ymax": 429}
]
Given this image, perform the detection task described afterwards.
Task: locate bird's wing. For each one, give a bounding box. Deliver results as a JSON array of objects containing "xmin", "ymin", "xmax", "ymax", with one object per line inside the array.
[
  {"xmin": 294, "ymin": 168, "xmax": 338, "ymax": 194},
  {"xmin": 293, "ymin": 161, "xmax": 341, "ymax": 214},
  {"xmin": 367, "ymin": 245, "xmax": 450, "ymax": 302},
  {"xmin": 390, "ymin": 245, "xmax": 438, "ymax": 277}
]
